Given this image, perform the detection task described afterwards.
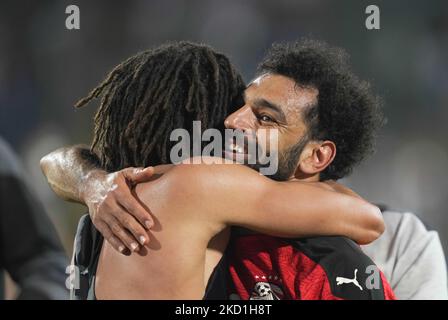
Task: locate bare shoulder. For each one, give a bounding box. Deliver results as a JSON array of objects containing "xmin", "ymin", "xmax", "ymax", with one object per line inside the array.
[
  {"xmin": 134, "ymin": 159, "xmax": 271, "ymax": 215},
  {"xmin": 169, "ymin": 157, "xmax": 271, "ymax": 189},
  {"xmin": 133, "ymin": 160, "xmax": 249, "ymax": 235}
]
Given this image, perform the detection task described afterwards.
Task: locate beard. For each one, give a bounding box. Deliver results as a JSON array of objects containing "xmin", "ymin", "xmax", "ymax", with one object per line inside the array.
[{"xmin": 245, "ymin": 135, "xmax": 309, "ymax": 181}]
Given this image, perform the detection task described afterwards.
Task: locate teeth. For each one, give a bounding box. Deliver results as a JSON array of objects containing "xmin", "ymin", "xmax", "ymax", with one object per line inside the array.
[{"xmin": 229, "ymin": 143, "xmax": 244, "ymax": 153}]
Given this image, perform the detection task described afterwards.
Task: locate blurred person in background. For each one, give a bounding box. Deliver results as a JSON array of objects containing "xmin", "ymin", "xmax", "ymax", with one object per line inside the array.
[
  {"xmin": 363, "ymin": 209, "xmax": 447, "ymax": 299},
  {"xmin": 0, "ymin": 137, "xmax": 68, "ymax": 299}
]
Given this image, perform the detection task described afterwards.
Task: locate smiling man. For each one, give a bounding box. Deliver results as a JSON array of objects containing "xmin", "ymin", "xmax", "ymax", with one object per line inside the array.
[
  {"xmin": 211, "ymin": 46, "xmax": 394, "ymax": 299},
  {"xmin": 224, "ymin": 73, "xmax": 321, "ymax": 182}
]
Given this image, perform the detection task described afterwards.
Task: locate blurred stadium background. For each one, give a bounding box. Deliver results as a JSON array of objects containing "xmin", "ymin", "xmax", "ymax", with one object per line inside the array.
[{"xmin": 0, "ymin": 0, "xmax": 447, "ymax": 294}]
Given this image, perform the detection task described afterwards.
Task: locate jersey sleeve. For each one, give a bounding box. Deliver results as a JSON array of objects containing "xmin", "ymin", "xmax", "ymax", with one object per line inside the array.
[{"xmin": 291, "ymin": 236, "xmax": 396, "ymax": 300}]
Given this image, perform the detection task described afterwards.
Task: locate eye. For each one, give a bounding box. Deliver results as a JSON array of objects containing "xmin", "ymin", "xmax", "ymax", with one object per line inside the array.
[{"xmin": 258, "ymin": 114, "xmax": 275, "ymax": 123}]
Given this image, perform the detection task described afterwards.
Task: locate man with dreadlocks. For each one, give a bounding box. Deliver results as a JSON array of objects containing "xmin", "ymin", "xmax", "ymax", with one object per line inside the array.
[
  {"xmin": 43, "ymin": 41, "xmax": 247, "ymax": 256},
  {"xmin": 41, "ymin": 41, "xmax": 395, "ymax": 299}
]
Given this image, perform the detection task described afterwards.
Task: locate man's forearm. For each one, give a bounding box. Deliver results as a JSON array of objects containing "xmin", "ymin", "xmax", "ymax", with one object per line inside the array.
[
  {"xmin": 40, "ymin": 145, "xmax": 102, "ymax": 204},
  {"xmin": 40, "ymin": 145, "xmax": 157, "ymax": 254}
]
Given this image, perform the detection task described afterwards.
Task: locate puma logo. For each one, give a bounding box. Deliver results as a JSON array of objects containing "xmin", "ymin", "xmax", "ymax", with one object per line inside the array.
[{"xmin": 336, "ymin": 269, "xmax": 363, "ymax": 291}]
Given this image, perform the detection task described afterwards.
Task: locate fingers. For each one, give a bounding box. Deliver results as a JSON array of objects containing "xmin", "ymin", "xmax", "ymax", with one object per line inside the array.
[
  {"xmin": 102, "ymin": 214, "xmax": 141, "ymax": 253},
  {"xmin": 118, "ymin": 192, "xmax": 154, "ymax": 230},
  {"xmin": 120, "ymin": 167, "xmax": 155, "ymax": 229},
  {"xmin": 123, "ymin": 167, "xmax": 154, "ymax": 185},
  {"xmin": 115, "ymin": 174, "xmax": 154, "ymax": 230},
  {"xmin": 95, "ymin": 220, "xmax": 129, "ymax": 255},
  {"xmin": 115, "ymin": 201, "xmax": 149, "ymax": 246},
  {"xmin": 88, "ymin": 167, "xmax": 155, "ymax": 256}
]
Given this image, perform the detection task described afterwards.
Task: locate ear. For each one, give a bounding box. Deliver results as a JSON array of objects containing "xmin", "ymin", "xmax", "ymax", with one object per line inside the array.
[{"xmin": 298, "ymin": 140, "xmax": 336, "ymax": 176}]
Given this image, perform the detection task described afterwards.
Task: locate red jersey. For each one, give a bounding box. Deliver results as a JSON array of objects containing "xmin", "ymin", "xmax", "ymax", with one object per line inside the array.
[{"xmin": 226, "ymin": 232, "xmax": 396, "ymax": 300}]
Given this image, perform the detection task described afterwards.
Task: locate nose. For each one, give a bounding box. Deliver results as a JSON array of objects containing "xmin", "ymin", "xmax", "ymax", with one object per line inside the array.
[{"xmin": 224, "ymin": 105, "xmax": 255, "ymax": 130}]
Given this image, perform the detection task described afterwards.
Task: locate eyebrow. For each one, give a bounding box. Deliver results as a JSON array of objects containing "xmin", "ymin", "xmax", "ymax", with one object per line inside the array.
[{"xmin": 252, "ymin": 98, "xmax": 287, "ymax": 123}]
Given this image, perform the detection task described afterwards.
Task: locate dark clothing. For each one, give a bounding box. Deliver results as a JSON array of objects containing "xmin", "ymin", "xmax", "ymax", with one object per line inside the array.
[
  {"xmin": 70, "ymin": 214, "xmax": 227, "ymax": 300},
  {"xmin": 70, "ymin": 214, "xmax": 101, "ymax": 300},
  {"xmin": 0, "ymin": 137, "xmax": 68, "ymax": 299}
]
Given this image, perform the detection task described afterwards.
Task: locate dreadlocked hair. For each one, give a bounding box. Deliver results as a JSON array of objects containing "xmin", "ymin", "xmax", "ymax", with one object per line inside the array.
[{"xmin": 75, "ymin": 41, "xmax": 245, "ymax": 172}]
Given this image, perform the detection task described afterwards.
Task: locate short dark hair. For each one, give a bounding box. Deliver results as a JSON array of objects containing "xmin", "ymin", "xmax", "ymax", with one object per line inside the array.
[
  {"xmin": 258, "ymin": 39, "xmax": 384, "ymax": 180},
  {"xmin": 76, "ymin": 41, "xmax": 245, "ymax": 171}
]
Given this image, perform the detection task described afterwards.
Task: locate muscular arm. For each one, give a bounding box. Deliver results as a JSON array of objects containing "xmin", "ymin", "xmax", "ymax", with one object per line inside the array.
[
  {"xmin": 40, "ymin": 145, "xmax": 156, "ymax": 254},
  {"xmin": 154, "ymin": 162, "xmax": 384, "ymax": 245},
  {"xmin": 40, "ymin": 146, "xmax": 173, "ymax": 202},
  {"xmin": 40, "ymin": 145, "xmax": 100, "ymax": 203}
]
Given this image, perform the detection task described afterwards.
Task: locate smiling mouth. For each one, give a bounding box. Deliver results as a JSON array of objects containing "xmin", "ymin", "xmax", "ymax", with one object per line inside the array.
[
  {"xmin": 228, "ymin": 141, "xmax": 245, "ymax": 154},
  {"xmin": 223, "ymin": 136, "xmax": 251, "ymax": 162}
]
